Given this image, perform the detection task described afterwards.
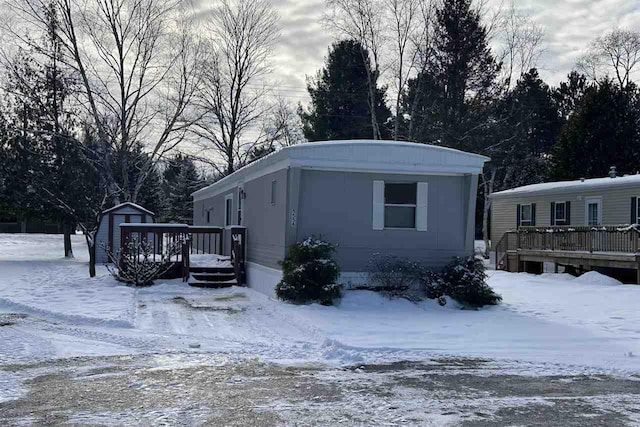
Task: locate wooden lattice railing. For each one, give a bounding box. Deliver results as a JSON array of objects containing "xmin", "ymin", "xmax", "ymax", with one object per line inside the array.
[{"xmin": 517, "ymin": 225, "xmax": 640, "ymax": 254}]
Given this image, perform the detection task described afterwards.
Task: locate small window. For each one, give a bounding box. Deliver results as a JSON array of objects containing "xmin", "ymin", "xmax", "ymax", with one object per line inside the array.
[
  {"xmin": 237, "ymin": 187, "xmax": 244, "ymax": 225},
  {"xmin": 206, "ymin": 210, "xmax": 210, "ymax": 224},
  {"xmin": 554, "ymin": 202, "xmax": 566, "ymax": 224},
  {"xmin": 520, "ymin": 204, "xmax": 532, "ymax": 226},
  {"xmin": 636, "ymin": 198, "xmax": 640, "ymax": 224},
  {"xmin": 270, "ymin": 180, "xmax": 277, "ymax": 205},
  {"xmin": 384, "ymin": 183, "xmax": 417, "ymax": 228},
  {"xmin": 225, "ymin": 195, "xmax": 233, "ymax": 227}
]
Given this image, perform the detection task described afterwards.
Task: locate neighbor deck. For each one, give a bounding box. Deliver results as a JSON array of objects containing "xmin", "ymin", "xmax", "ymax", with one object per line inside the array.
[{"xmin": 496, "ymin": 225, "xmax": 640, "ymax": 283}]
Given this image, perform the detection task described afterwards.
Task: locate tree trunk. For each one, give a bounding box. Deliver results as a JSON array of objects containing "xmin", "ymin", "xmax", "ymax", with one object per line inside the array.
[
  {"xmin": 86, "ymin": 233, "xmax": 97, "ymax": 277},
  {"xmin": 63, "ymin": 219, "xmax": 74, "ymax": 258},
  {"xmin": 481, "ymin": 167, "xmax": 497, "ymax": 259}
]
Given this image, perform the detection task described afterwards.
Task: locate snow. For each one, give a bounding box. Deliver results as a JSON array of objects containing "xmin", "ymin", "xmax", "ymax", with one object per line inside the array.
[
  {"xmin": 189, "ymin": 254, "xmax": 231, "ymax": 267},
  {"xmin": 492, "ymin": 173, "xmax": 640, "ymax": 198},
  {"xmin": 1, "ymin": 233, "xmax": 640, "ymax": 380}
]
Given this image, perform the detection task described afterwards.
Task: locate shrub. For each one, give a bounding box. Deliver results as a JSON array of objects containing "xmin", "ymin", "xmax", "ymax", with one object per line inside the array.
[
  {"xmin": 275, "ymin": 237, "xmax": 341, "ymax": 305},
  {"xmin": 104, "ymin": 239, "xmax": 181, "ymax": 286},
  {"xmin": 423, "ymin": 270, "xmax": 447, "ymax": 306},
  {"xmin": 437, "ymin": 256, "xmax": 502, "ymax": 308},
  {"xmin": 366, "ymin": 254, "xmax": 423, "ymax": 301}
]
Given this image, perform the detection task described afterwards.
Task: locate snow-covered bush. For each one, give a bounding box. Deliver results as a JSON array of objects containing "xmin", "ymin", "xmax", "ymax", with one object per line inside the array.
[
  {"xmin": 366, "ymin": 254, "xmax": 423, "ymax": 301},
  {"xmin": 104, "ymin": 239, "xmax": 181, "ymax": 286},
  {"xmin": 423, "ymin": 270, "xmax": 447, "ymax": 306},
  {"xmin": 275, "ymin": 237, "xmax": 341, "ymax": 305},
  {"xmin": 434, "ymin": 256, "xmax": 502, "ymax": 308}
]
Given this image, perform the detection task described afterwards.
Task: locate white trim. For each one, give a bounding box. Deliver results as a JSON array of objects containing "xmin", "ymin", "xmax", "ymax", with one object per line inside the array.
[
  {"xmin": 584, "ymin": 196, "xmax": 603, "ymax": 226},
  {"xmin": 520, "ymin": 203, "xmax": 533, "ymax": 225},
  {"xmin": 237, "ymin": 185, "xmax": 244, "ymax": 226},
  {"xmin": 372, "ymin": 180, "xmax": 385, "ymax": 230},
  {"xmin": 193, "ymin": 140, "xmax": 488, "ymax": 201},
  {"xmin": 553, "ymin": 201, "xmax": 567, "ymax": 223},
  {"xmin": 246, "ymin": 262, "xmax": 282, "ymax": 297},
  {"xmin": 416, "ymin": 182, "xmax": 428, "ymax": 231}
]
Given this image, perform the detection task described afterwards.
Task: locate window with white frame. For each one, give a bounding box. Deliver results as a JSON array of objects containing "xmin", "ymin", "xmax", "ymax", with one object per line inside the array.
[
  {"xmin": 384, "ymin": 183, "xmax": 417, "ymax": 228},
  {"xmin": 224, "ymin": 194, "xmax": 233, "ymax": 227},
  {"xmin": 554, "ymin": 201, "xmax": 567, "ymax": 224},
  {"xmin": 373, "ymin": 181, "xmax": 428, "ymax": 231},
  {"xmin": 520, "ymin": 204, "xmax": 533, "ymax": 226}
]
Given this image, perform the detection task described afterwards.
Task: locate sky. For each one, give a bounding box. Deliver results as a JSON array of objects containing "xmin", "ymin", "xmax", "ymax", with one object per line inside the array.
[{"xmin": 267, "ymin": 0, "xmax": 640, "ymax": 107}]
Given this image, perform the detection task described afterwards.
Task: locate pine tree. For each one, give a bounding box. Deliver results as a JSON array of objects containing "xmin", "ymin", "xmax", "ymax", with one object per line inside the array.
[
  {"xmin": 300, "ymin": 40, "xmax": 391, "ymax": 141},
  {"xmin": 551, "ymin": 80, "xmax": 640, "ymax": 180},
  {"xmin": 402, "ymin": 0, "xmax": 499, "ymax": 149},
  {"xmin": 496, "ymin": 69, "xmax": 561, "ymax": 189},
  {"xmin": 162, "ymin": 154, "xmax": 203, "ymax": 224}
]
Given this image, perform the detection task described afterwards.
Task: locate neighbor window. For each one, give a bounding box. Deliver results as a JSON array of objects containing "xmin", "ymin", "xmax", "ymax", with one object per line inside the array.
[
  {"xmin": 554, "ymin": 201, "xmax": 566, "ymax": 224},
  {"xmin": 384, "ymin": 183, "xmax": 417, "ymax": 228},
  {"xmin": 206, "ymin": 210, "xmax": 210, "ymax": 224},
  {"xmin": 271, "ymin": 180, "xmax": 277, "ymax": 205},
  {"xmin": 636, "ymin": 197, "xmax": 640, "ymax": 224},
  {"xmin": 520, "ymin": 204, "xmax": 532, "ymax": 226},
  {"xmin": 225, "ymin": 195, "xmax": 233, "ymax": 227}
]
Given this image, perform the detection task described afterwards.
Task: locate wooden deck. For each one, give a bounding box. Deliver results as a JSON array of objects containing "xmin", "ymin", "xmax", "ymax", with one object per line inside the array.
[
  {"xmin": 119, "ymin": 224, "xmax": 246, "ymax": 286},
  {"xmin": 495, "ymin": 226, "xmax": 640, "ymax": 283}
]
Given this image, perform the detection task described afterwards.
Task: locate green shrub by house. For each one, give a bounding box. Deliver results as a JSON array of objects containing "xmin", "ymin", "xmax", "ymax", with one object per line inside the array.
[
  {"xmin": 275, "ymin": 238, "xmax": 341, "ymax": 305},
  {"xmin": 438, "ymin": 256, "xmax": 502, "ymax": 308}
]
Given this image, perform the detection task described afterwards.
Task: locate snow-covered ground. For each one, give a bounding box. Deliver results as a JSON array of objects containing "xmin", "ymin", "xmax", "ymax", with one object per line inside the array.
[{"xmin": 1, "ymin": 234, "xmax": 640, "ymax": 379}]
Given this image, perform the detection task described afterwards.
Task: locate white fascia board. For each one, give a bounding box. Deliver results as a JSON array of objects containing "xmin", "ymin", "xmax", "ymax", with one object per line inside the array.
[
  {"xmin": 292, "ymin": 158, "xmax": 483, "ymax": 175},
  {"xmin": 193, "ymin": 158, "xmax": 291, "ymax": 201}
]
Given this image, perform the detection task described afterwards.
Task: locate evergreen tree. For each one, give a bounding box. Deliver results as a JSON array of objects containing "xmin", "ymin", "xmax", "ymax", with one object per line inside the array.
[
  {"xmin": 162, "ymin": 154, "xmax": 203, "ymax": 224},
  {"xmin": 551, "ymin": 80, "xmax": 640, "ymax": 180},
  {"xmin": 495, "ymin": 69, "xmax": 561, "ymax": 189},
  {"xmin": 403, "ymin": 0, "xmax": 499, "ymax": 149},
  {"xmin": 300, "ymin": 40, "xmax": 391, "ymax": 141}
]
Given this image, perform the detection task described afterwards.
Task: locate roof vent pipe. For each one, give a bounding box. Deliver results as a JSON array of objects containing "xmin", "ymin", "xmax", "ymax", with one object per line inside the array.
[{"xmin": 609, "ymin": 166, "xmax": 617, "ymax": 178}]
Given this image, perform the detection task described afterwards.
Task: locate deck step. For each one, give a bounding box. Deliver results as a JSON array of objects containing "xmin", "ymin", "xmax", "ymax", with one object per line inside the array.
[
  {"xmin": 189, "ymin": 266, "xmax": 234, "ymax": 274},
  {"xmin": 191, "ymin": 273, "xmax": 236, "ymax": 282},
  {"xmin": 188, "ymin": 279, "xmax": 236, "ymax": 288}
]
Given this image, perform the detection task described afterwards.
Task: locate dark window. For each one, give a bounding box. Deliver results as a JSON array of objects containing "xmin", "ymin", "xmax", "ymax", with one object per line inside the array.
[
  {"xmin": 206, "ymin": 210, "xmax": 210, "ymax": 223},
  {"xmin": 520, "ymin": 204, "xmax": 532, "ymax": 225},
  {"xmin": 384, "ymin": 183, "xmax": 417, "ymax": 228},
  {"xmin": 554, "ymin": 202, "xmax": 566, "ymax": 223},
  {"xmin": 385, "ymin": 183, "xmax": 417, "ymax": 205},
  {"xmin": 225, "ymin": 197, "xmax": 233, "ymax": 226}
]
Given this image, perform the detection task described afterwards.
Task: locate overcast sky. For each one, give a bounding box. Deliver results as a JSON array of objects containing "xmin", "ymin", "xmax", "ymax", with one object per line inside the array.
[{"xmin": 267, "ymin": 0, "xmax": 640, "ymax": 106}]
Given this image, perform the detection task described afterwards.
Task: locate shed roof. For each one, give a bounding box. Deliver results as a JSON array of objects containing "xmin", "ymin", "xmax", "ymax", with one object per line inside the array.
[
  {"xmin": 491, "ymin": 174, "xmax": 640, "ymax": 199},
  {"xmin": 193, "ymin": 140, "xmax": 489, "ymax": 201},
  {"xmin": 101, "ymin": 202, "xmax": 155, "ymax": 216}
]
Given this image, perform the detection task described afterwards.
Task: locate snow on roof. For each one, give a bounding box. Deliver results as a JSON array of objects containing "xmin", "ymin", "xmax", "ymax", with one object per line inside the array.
[
  {"xmin": 492, "ymin": 174, "xmax": 640, "ymax": 198},
  {"xmin": 101, "ymin": 202, "xmax": 155, "ymax": 216},
  {"xmin": 193, "ymin": 140, "xmax": 489, "ymax": 201}
]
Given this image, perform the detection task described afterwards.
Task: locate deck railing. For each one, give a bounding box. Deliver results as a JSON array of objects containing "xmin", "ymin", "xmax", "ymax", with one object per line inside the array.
[
  {"xmin": 516, "ymin": 225, "xmax": 640, "ymax": 254},
  {"xmin": 119, "ymin": 223, "xmax": 245, "ymax": 284}
]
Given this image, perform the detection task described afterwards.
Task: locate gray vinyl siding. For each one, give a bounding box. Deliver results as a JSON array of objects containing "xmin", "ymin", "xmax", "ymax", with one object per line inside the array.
[
  {"xmin": 193, "ymin": 169, "xmax": 288, "ymax": 269},
  {"xmin": 295, "ymin": 170, "xmax": 474, "ymax": 271},
  {"xmin": 491, "ymin": 186, "xmax": 640, "ymax": 247},
  {"xmin": 95, "ymin": 206, "xmax": 153, "ymax": 263}
]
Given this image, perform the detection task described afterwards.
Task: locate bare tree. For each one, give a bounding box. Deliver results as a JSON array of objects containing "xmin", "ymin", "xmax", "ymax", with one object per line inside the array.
[
  {"xmin": 323, "ymin": 0, "xmax": 385, "ymax": 139},
  {"xmin": 6, "ymin": 0, "xmax": 203, "ymax": 202},
  {"xmin": 577, "ymin": 29, "xmax": 640, "ymax": 89},
  {"xmin": 496, "ymin": 1, "xmax": 545, "ymax": 89},
  {"xmin": 5, "ymin": 0, "xmax": 201, "ymax": 276},
  {"xmin": 385, "ymin": 0, "xmax": 421, "ymax": 140},
  {"xmin": 191, "ymin": 0, "xmax": 280, "ymax": 177}
]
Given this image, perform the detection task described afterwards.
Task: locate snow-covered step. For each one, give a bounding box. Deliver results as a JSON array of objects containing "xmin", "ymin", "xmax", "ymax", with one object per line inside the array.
[{"xmin": 188, "ymin": 279, "xmax": 237, "ymax": 288}]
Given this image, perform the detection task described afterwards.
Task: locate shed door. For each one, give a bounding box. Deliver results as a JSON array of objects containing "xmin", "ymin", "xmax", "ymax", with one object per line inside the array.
[{"xmin": 113, "ymin": 214, "xmax": 142, "ymax": 254}]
